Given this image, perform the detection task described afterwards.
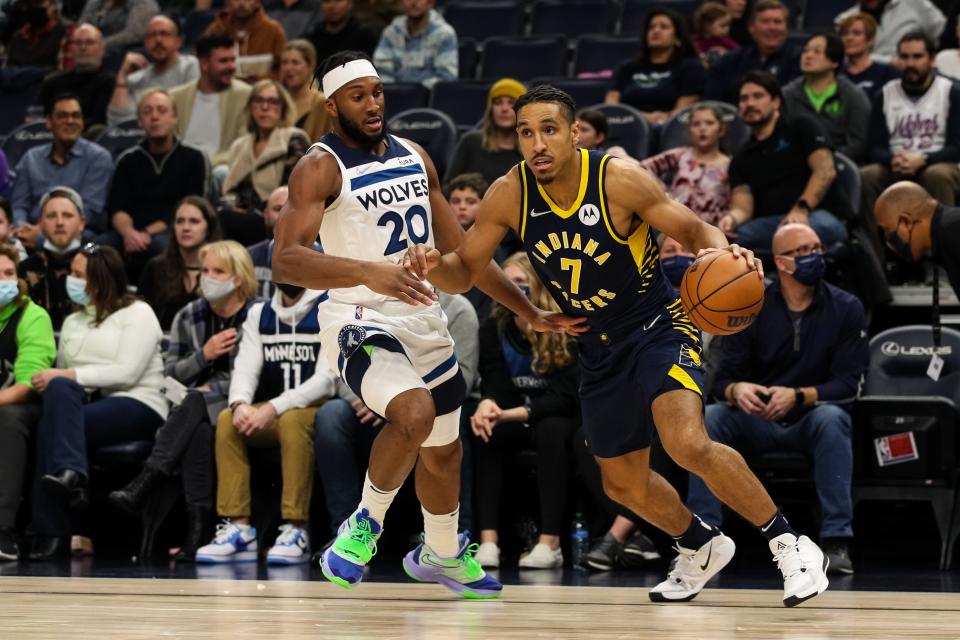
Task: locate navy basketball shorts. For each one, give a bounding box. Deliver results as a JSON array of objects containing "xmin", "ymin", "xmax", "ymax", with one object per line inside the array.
[{"xmin": 577, "ymin": 304, "xmax": 706, "ymax": 458}]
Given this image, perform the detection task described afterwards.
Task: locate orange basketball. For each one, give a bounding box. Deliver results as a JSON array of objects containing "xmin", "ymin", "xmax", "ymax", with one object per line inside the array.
[{"xmin": 679, "ymin": 250, "xmax": 765, "ymax": 336}]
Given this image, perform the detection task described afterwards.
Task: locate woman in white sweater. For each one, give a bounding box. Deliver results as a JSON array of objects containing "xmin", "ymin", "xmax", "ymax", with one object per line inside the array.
[{"xmin": 27, "ymin": 244, "xmax": 167, "ymax": 560}]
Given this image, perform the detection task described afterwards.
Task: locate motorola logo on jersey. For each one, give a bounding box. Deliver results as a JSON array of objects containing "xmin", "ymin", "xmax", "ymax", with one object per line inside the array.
[{"xmin": 578, "ymin": 204, "xmax": 600, "ymax": 226}]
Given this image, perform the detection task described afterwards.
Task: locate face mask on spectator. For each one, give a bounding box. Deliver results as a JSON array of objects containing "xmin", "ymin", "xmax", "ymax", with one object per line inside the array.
[
  {"xmin": 0, "ymin": 280, "xmax": 19, "ymax": 307},
  {"xmin": 66, "ymin": 275, "xmax": 91, "ymax": 305},
  {"xmin": 276, "ymin": 282, "xmax": 304, "ymax": 298},
  {"xmin": 43, "ymin": 238, "xmax": 82, "ymax": 255},
  {"xmin": 885, "ymin": 227, "xmax": 915, "ymax": 262},
  {"xmin": 201, "ymin": 275, "xmax": 236, "ymax": 302},
  {"xmin": 661, "ymin": 255, "xmax": 695, "ymax": 288},
  {"xmin": 788, "ymin": 253, "xmax": 825, "ymax": 285}
]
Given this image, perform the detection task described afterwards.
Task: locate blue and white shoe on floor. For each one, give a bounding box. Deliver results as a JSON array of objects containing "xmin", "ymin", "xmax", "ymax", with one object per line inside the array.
[
  {"xmin": 267, "ymin": 524, "xmax": 311, "ymax": 565},
  {"xmin": 195, "ymin": 521, "xmax": 258, "ymax": 564}
]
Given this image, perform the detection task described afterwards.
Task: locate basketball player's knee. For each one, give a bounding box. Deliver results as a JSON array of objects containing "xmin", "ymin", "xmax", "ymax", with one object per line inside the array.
[
  {"xmin": 667, "ymin": 436, "xmax": 715, "ymax": 473},
  {"xmin": 391, "ymin": 396, "xmax": 436, "ymax": 447},
  {"xmin": 602, "ymin": 473, "xmax": 645, "ymax": 507},
  {"xmin": 421, "ymin": 439, "xmax": 462, "ymax": 474}
]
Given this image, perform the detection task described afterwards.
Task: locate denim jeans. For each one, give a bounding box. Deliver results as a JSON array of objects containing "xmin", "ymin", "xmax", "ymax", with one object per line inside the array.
[
  {"xmin": 686, "ymin": 403, "xmax": 854, "ymax": 538},
  {"xmin": 735, "ymin": 210, "xmax": 848, "ymax": 253}
]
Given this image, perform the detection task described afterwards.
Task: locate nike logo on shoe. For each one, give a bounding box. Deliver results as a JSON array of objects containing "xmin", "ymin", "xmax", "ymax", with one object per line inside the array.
[{"xmin": 700, "ymin": 542, "xmax": 712, "ymax": 571}]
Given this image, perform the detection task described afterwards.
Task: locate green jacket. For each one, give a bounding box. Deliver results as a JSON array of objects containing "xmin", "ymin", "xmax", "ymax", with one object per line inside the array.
[{"xmin": 0, "ymin": 296, "xmax": 56, "ymax": 389}]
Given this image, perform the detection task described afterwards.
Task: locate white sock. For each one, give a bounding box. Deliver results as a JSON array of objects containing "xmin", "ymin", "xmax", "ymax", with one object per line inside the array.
[
  {"xmin": 358, "ymin": 472, "xmax": 400, "ymax": 525},
  {"xmin": 423, "ymin": 505, "xmax": 460, "ymax": 558}
]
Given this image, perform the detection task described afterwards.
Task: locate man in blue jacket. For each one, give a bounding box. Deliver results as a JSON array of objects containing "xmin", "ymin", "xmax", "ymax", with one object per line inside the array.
[{"xmin": 686, "ymin": 223, "xmax": 869, "ymax": 576}]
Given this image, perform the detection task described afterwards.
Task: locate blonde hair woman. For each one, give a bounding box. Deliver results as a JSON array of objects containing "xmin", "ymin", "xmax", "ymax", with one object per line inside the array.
[
  {"xmin": 281, "ymin": 39, "xmax": 333, "ymax": 141},
  {"xmin": 108, "ymin": 240, "xmax": 261, "ymax": 561},
  {"xmin": 222, "ymin": 80, "xmax": 310, "ymax": 212},
  {"xmin": 470, "ymin": 253, "xmax": 580, "ymax": 570}
]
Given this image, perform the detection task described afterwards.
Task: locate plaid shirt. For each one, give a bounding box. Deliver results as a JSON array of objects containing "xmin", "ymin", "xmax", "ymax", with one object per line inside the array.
[
  {"xmin": 373, "ymin": 9, "xmax": 458, "ymax": 89},
  {"xmin": 165, "ymin": 297, "xmax": 260, "ymax": 421}
]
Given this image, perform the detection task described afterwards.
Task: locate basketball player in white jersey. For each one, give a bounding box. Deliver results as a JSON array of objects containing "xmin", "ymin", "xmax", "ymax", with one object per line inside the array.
[{"xmin": 272, "ymin": 52, "xmax": 583, "ymax": 598}]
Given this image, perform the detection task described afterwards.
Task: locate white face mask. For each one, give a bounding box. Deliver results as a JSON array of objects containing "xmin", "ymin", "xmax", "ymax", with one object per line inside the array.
[
  {"xmin": 201, "ymin": 275, "xmax": 236, "ymax": 303},
  {"xmin": 43, "ymin": 237, "xmax": 82, "ymax": 255}
]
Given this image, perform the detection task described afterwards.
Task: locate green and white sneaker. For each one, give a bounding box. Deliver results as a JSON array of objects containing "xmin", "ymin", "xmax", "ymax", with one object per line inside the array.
[
  {"xmin": 402, "ymin": 532, "xmax": 503, "ymax": 599},
  {"xmin": 320, "ymin": 509, "xmax": 382, "ymax": 588}
]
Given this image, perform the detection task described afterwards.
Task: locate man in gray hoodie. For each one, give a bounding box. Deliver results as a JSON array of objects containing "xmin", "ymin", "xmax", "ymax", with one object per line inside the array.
[{"xmin": 782, "ymin": 32, "xmax": 872, "ymax": 163}]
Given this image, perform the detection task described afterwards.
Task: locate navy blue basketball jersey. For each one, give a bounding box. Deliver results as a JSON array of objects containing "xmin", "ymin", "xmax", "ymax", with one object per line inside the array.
[
  {"xmin": 253, "ymin": 294, "xmax": 328, "ymax": 404},
  {"xmin": 519, "ymin": 149, "xmax": 676, "ymax": 334}
]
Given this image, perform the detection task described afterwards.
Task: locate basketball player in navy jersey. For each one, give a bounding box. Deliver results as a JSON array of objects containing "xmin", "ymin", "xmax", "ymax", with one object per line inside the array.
[{"xmin": 405, "ymin": 85, "xmax": 830, "ymax": 607}]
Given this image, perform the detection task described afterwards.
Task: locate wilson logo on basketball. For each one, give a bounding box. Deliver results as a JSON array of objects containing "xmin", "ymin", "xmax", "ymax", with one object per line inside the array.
[{"xmin": 727, "ymin": 314, "xmax": 758, "ymax": 328}]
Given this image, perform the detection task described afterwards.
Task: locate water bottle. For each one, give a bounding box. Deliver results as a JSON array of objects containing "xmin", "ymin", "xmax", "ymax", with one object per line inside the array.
[{"xmin": 570, "ymin": 512, "xmax": 590, "ymax": 569}]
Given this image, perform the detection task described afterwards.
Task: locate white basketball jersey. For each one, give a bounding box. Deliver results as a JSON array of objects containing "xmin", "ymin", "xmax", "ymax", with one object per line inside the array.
[
  {"xmin": 882, "ymin": 75, "xmax": 952, "ymax": 154},
  {"xmin": 311, "ymin": 132, "xmax": 435, "ymax": 313}
]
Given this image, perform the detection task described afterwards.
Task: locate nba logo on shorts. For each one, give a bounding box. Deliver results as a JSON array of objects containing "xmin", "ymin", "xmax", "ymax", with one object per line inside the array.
[
  {"xmin": 679, "ymin": 344, "xmax": 701, "ymax": 368},
  {"xmin": 338, "ymin": 324, "xmax": 367, "ymax": 359},
  {"xmin": 578, "ymin": 204, "xmax": 600, "ymax": 226}
]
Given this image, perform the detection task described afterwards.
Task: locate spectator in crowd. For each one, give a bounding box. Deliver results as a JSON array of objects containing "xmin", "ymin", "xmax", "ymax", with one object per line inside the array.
[
  {"xmin": 280, "ymin": 40, "xmax": 333, "ymax": 142},
  {"xmin": 26, "ymin": 244, "xmax": 168, "ymax": 560},
  {"xmin": 39, "ymin": 24, "xmax": 116, "ymax": 130},
  {"xmin": 0, "ymin": 243, "xmax": 57, "ymax": 562},
  {"xmin": 108, "ymin": 241, "xmax": 259, "ymax": 560},
  {"xmin": 313, "ymin": 289, "xmax": 479, "ymax": 546},
  {"xmin": 605, "ymin": 9, "xmax": 705, "ymax": 126},
  {"xmin": 0, "ymin": 200, "xmax": 28, "ymax": 262},
  {"xmin": 18, "ymin": 187, "xmax": 86, "ymax": 330},
  {"xmin": 782, "ymin": 33, "xmax": 871, "ymax": 164},
  {"xmin": 658, "ymin": 235, "xmax": 698, "ymax": 291},
  {"xmin": 195, "ymin": 285, "xmax": 335, "ymax": 564},
  {"xmin": 721, "ymin": 71, "xmax": 847, "ymax": 252},
  {"xmin": 171, "ymin": 33, "xmax": 252, "ymax": 169},
  {"xmin": 79, "ymin": 0, "xmax": 159, "ymax": 53},
  {"xmin": 107, "ymin": 15, "xmax": 200, "ymax": 125},
  {"xmin": 718, "ymin": 0, "xmax": 751, "ymax": 47},
  {"xmin": 839, "ymin": 12, "xmax": 899, "ymax": 100},
  {"xmin": 248, "ymin": 185, "xmax": 286, "ymax": 299},
  {"xmin": 640, "ymin": 103, "xmax": 731, "ymax": 225},
  {"xmin": 444, "ymin": 79, "xmax": 525, "ymax": 187},
  {"xmin": 11, "ymin": 94, "xmax": 114, "ymax": 247},
  {"xmin": 139, "ymin": 196, "xmax": 222, "ymax": 330},
  {"xmin": 206, "ymin": 0, "xmax": 286, "ymax": 79},
  {"xmin": 447, "ymin": 172, "xmax": 486, "ymax": 230},
  {"xmin": 692, "ymin": 2, "xmax": 740, "ymax": 64},
  {"xmin": 5, "ymin": 0, "xmax": 75, "ymax": 69},
  {"xmin": 308, "ymin": 0, "xmax": 380, "ymax": 65},
  {"xmin": 373, "ymin": 0, "xmax": 456, "ymax": 89},
  {"xmin": 470, "ymin": 254, "xmax": 579, "ymax": 570},
  {"xmin": 0, "ymin": 153, "xmax": 8, "ymax": 200},
  {"xmin": 835, "ymin": 0, "xmax": 946, "ymax": 64},
  {"xmin": 574, "ymin": 109, "xmax": 631, "ymax": 160},
  {"xmin": 687, "ymin": 223, "xmax": 869, "ymax": 575},
  {"xmin": 861, "ymin": 32, "xmax": 960, "ymax": 238},
  {"xmin": 107, "ymin": 89, "xmax": 209, "ymax": 269},
  {"xmin": 222, "ymin": 79, "xmax": 309, "ymax": 212},
  {"xmin": 704, "ymin": 0, "xmax": 801, "ymax": 105}
]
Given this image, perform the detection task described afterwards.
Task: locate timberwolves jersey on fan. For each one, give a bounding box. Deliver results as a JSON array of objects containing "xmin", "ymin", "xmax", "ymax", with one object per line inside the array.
[{"xmin": 519, "ymin": 148, "xmax": 677, "ymax": 335}]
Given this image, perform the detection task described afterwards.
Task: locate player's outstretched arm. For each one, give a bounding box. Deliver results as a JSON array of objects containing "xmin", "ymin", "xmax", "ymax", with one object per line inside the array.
[
  {"xmin": 605, "ymin": 158, "xmax": 764, "ymax": 279},
  {"xmin": 273, "ymin": 151, "xmax": 437, "ymax": 305}
]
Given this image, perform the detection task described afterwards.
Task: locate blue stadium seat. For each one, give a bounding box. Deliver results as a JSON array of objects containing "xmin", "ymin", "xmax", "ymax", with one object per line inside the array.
[
  {"xmin": 1, "ymin": 121, "xmax": 53, "ymax": 170},
  {"xmin": 481, "ymin": 35, "xmax": 569, "ymax": 81},
  {"xmin": 387, "ymin": 108, "xmax": 459, "ymax": 179},
  {"xmin": 443, "ymin": 1, "xmax": 525, "ymax": 41},
  {"xmin": 383, "ymin": 82, "xmax": 430, "ymax": 118},
  {"xmin": 181, "ymin": 10, "xmax": 216, "ymax": 51},
  {"xmin": 429, "ymin": 80, "xmax": 492, "ymax": 134},
  {"xmin": 573, "ymin": 35, "xmax": 641, "ymax": 76},
  {"xmin": 529, "ymin": 0, "xmax": 619, "ymax": 37},
  {"xmin": 95, "ymin": 118, "xmax": 146, "ymax": 160},
  {"xmin": 586, "ymin": 102, "xmax": 651, "ymax": 159},
  {"xmin": 619, "ymin": 0, "xmax": 699, "ymax": 36},
  {"xmin": 459, "ymin": 38, "xmax": 479, "ymax": 79},
  {"xmin": 531, "ymin": 78, "xmax": 609, "ymax": 111},
  {"xmin": 659, "ymin": 101, "xmax": 750, "ymax": 154}
]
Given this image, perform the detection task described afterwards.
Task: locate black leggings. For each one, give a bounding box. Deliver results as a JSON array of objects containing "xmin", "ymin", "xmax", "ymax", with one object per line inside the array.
[
  {"xmin": 473, "ymin": 415, "xmax": 579, "ymax": 536},
  {"xmin": 144, "ymin": 390, "xmax": 215, "ymax": 509}
]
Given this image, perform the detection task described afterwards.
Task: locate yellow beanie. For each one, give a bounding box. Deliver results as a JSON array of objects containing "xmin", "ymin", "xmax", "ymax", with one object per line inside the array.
[{"xmin": 488, "ymin": 78, "xmax": 527, "ymax": 104}]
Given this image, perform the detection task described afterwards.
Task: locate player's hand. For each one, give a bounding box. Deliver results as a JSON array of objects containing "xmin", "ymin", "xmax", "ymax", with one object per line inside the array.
[
  {"xmin": 699, "ymin": 244, "xmax": 764, "ymax": 281},
  {"xmin": 527, "ymin": 309, "xmax": 590, "ymax": 336},
  {"xmin": 731, "ymin": 382, "xmax": 770, "ymax": 416},
  {"xmin": 364, "ymin": 262, "xmax": 438, "ymax": 306},
  {"xmin": 471, "ymin": 399, "xmax": 502, "ymax": 442},
  {"xmin": 352, "ymin": 399, "xmax": 384, "ymax": 428},
  {"xmin": 762, "ymin": 386, "xmax": 797, "ymax": 422},
  {"xmin": 401, "ymin": 243, "xmax": 442, "ymax": 279}
]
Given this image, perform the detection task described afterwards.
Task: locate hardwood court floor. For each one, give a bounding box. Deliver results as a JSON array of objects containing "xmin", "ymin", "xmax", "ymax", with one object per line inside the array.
[{"xmin": 3, "ymin": 576, "xmax": 960, "ymax": 640}]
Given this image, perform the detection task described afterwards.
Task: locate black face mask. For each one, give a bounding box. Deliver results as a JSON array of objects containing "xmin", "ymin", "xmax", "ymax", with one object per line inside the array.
[
  {"xmin": 884, "ymin": 218, "xmax": 915, "ymax": 262},
  {"xmin": 27, "ymin": 6, "xmax": 49, "ymax": 28},
  {"xmin": 276, "ymin": 282, "xmax": 305, "ymax": 298}
]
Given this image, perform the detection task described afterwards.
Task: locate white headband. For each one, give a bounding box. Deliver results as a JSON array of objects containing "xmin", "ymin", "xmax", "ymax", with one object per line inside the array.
[{"xmin": 322, "ymin": 59, "xmax": 380, "ymax": 97}]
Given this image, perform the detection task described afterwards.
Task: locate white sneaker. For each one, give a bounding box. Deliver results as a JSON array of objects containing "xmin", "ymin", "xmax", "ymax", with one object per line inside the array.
[
  {"xmin": 649, "ymin": 533, "xmax": 736, "ymax": 602},
  {"xmin": 195, "ymin": 521, "xmax": 258, "ymax": 563},
  {"xmin": 770, "ymin": 533, "xmax": 829, "ymax": 607},
  {"xmin": 518, "ymin": 543, "xmax": 563, "ymax": 569},
  {"xmin": 474, "ymin": 541, "xmax": 501, "ymax": 568},
  {"xmin": 266, "ymin": 524, "xmax": 311, "ymax": 565}
]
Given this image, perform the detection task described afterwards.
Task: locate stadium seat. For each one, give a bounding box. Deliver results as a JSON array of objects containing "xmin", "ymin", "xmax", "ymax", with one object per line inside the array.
[
  {"xmin": 383, "ymin": 83, "xmax": 430, "ymax": 117},
  {"xmin": 442, "ymin": 1, "xmax": 525, "ymax": 41},
  {"xmin": 530, "ymin": 77, "xmax": 609, "ymax": 111},
  {"xmin": 529, "ymin": 0, "xmax": 619, "ymax": 38},
  {"xmin": 586, "ymin": 102, "xmax": 651, "ymax": 159},
  {"xmin": 387, "ymin": 108, "xmax": 459, "ymax": 179},
  {"xmin": 95, "ymin": 118, "xmax": 146, "ymax": 160},
  {"xmin": 181, "ymin": 10, "xmax": 216, "ymax": 51},
  {"xmin": 853, "ymin": 324, "xmax": 960, "ymax": 569},
  {"xmin": 459, "ymin": 38, "xmax": 479, "ymax": 79},
  {"xmin": 619, "ymin": 0, "xmax": 700, "ymax": 36},
  {"xmin": 659, "ymin": 101, "xmax": 750, "ymax": 154},
  {"xmin": 0, "ymin": 67, "xmax": 45, "ymax": 138},
  {"xmin": 266, "ymin": 9, "xmax": 317, "ymax": 39},
  {"xmin": 429, "ymin": 80, "xmax": 492, "ymax": 134},
  {"xmin": 481, "ymin": 35, "xmax": 569, "ymax": 81},
  {"xmin": 573, "ymin": 35, "xmax": 641, "ymax": 77},
  {"xmin": 1, "ymin": 121, "xmax": 53, "ymax": 170}
]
